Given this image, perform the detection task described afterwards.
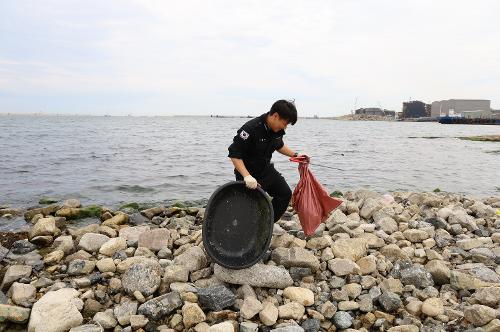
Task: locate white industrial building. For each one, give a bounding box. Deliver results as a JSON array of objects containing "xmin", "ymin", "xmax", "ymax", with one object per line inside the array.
[{"xmin": 430, "ymin": 99, "xmax": 491, "ymax": 118}]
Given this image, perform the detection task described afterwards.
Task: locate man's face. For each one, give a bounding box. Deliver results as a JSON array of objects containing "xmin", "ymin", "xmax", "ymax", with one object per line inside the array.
[{"xmin": 269, "ymin": 113, "xmax": 289, "ymax": 132}]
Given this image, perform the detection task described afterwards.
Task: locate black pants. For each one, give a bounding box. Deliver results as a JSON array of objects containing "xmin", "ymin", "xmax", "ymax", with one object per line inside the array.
[{"xmin": 235, "ymin": 164, "xmax": 292, "ymax": 222}]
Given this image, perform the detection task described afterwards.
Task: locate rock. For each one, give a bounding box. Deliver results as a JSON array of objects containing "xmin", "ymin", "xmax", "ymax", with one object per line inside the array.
[
  {"xmin": 457, "ymin": 237, "xmax": 491, "ymax": 251},
  {"xmin": 96, "ymin": 257, "xmax": 116, "ymax": 273},
  {"xmin": 278, "ymin": 302, "xmax": 305, "ymax": 320},
  {"xmin": 271, "ymin": 247, "xmax": 320, "ymax": 271},
  {"xmin": 331, "ymin": 238, "xmax": 367, "ymax": 261},
  {"xmin": 0, "ymin": 304, "xmax": 31, "ymax": 323},
  {"xmin": 421, "ymin": 298, "xmax": 444, "ymax": 317},
  {"xmin": 378, "ymin": 292, "xmax": 402, "ymax": 312},
  {"xmin": 380, "ymin": 244, "xmax": 409, "ymax": 261},
  {"xmin": 63, "ymin": 199, "xmax": 81, "ymax": 208},
  {"xmin": 360, "ymin": 198, "xmax": 382, "ymax": 219},
  {"xmin": 376, "ymin": 217, "xmax": 398, "ymax": 234},
  {"xmin": 119, "ymin": 226, "xmax": 150, "ymax": 247},
  {"xmin": 93, "ymin": 311, "xmax": 118, "ymax": 329},
  {"xmin": 403, "ymin": 229, "xmax": 429, "ymax": 242},
  {"xmin": 214, "ymin": 264, "xmax": 293, "ymax": 288},
  {"xmin": 240, "ymin": 321, "xmax": 259, "ymax": 332},
  {"xmin": 69, "ymin": 325, "xmax": 102, "ymax": 332},
  {"xmin": 208, "ymin": 321, "xmax": 235, "ymax": 332},
  {"xmin": 450, "ymin": 271, "xmax": 489, "ymax": 290},
  {"xmin": 197, "ymin": 285, "xmax": 236, "ymax": 311},
  {"xmin": 67, "ymin": 259, "xmax": 96, "ymax": 275},
  {"xmin": 464, "ymin": 304, "xmax": 497, "ymax": 326},
  {"xmin": 141, "ymin": 206, "xmax": 166, "ymax": 219},
  {"xmin": 9, "ymin": 282, "xmax": 36, "ymax": 307},
  {"xmin": 78, "ymin": 233, "xmax": 110, "ymax": 252},
  {"xmin": 114, "ymin": 301, "xmax": 138, "ymax": 325},
  {"xmin": 163, "ymin": 264, "xmax": 190, "ymax": 283},
  {"xmin": 52, "ymin": 235, "xmax": 74, "ymax": 254},
  {"xmin": 470, "ymin": 266, "xmax": 500, "ymax": 283},
  {"xmin": 387, "ymin": 326, "xmax": 419, "ymax": 332},
  {"xmin": 182, "ymin": 302, "xmax": 206, "ymax": 328},
  {"xmin": 138, "ymin": 292, "xmax": 183, "ymax": 321},
  {"xmin": 173, "ymin": 246, "xmax": 208, "ymax": 272},
  {"xmin": 338, "ymin": 301, "xmax": 359, "ymax": 311},
  {"xmin": 99, "ymin": 237, "xmax": 127, "ymax": 256},
  {"xmin": 240, "ymin": 296, "xmax": 263, "ymax": 319},
  {"xmin": 425, "ymin": 260, "xmax": 450, "ymax": 285},
  {"xmin": 483, "ymin": 319, "xmax": 500, "ymax": 332},
  {"xmin": 283, "ymin": 287, "xmax": 314, "ymax": 306},
  {"xmin": 29, "ymin": 217, "xmax": 58, "ymax": 239},
  {"xmin": 130, "ymin": 314, "xmax": 149, "ymax": 329},
  {"xmin": 271, "ymin": 327, "xmax": 305, "ymax": 332},
  {"xmin": 43, "ymin": 249, "xmax": 64, "ymax": 264},
  {"xmin": 473, "ymin": 287, "xmax": 500, "ymax": 306},
  {"xmin": 138, "ymin": 228, "xmax": 171, "ymax": 251},
  {"xmin": 1, "ymin": 265, "xmax": 32, "ymax": 290},
  {"xmin": 356, "ymin": 255, "xmax": 377, "ymax": 275},
  {"xmin": 301, "ymin": 319, "xmax": 320, "ymax": 332},
  {"xmin": 9, "ymin": 240, "xmax": 37, "ymax": 255},
  {"xmin": 122, "ymin": 259, "xmax": 162, "ymax": 296},
  {"xmin": 305, "ymin": 235, "xmax": 333, "ymax": 250},
  {"xmin": 101, "ymin": 212, "xmax": 129, "ymax": 226},
  {"xmin": 399, "ymin": 265, "xmax": 434, "ymax": 288},
  {"xmin": 55, "ymin": 207, "xmax": 81, "ymax": 219},
  {"xmin": 328, "ymin": 258, "xmax": 360, "ymax": 276},
  {"xmin": 28, "ymin": 288, "xmax": 83, "ymax": 332},
  {"xmin": 333, "ymin": 311, "xmax": 353, "ymax": 329},
  {"xmin": 260, "ymin": 301, "xmax": 279, "ymax": 326}
]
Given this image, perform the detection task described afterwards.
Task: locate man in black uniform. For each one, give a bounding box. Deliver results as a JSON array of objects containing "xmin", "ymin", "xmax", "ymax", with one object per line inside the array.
[{"xmin": 228, "ymin": 100, "xmax": 308, "ymax": 222}]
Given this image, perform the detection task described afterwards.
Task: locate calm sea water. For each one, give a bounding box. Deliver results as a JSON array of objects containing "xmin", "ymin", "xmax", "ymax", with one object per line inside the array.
[{"xmin": 1, "ymin": 115, "xmax": 499, "ymax": 210}]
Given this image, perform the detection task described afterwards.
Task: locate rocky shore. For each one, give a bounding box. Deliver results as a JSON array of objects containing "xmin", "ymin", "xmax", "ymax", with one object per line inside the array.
[{"xmin": 0, "ymin": 190, "xmax": 499, "ymax": 332}]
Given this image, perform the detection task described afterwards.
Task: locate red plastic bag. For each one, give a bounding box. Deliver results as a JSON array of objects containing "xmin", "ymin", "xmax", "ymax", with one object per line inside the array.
[{"xmin": 290, "ymin": 156, "xmax": 343, "ymax": 235}]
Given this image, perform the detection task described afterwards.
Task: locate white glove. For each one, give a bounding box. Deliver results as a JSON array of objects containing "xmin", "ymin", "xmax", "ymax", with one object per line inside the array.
[{"xmin": 243, "ymin": 175, "xmax": 258, "ymax": 189}]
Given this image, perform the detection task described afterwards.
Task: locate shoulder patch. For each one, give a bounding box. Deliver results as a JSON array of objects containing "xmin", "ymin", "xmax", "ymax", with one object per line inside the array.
[{"xmin": 240, "ymin": 130, "xmax": 250, "ymax": 140}]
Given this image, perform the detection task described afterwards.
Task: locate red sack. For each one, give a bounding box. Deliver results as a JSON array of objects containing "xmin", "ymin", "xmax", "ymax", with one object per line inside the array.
[{"xmin": 290, "ymin": 156, "xmax": 343, "ymax": 235}]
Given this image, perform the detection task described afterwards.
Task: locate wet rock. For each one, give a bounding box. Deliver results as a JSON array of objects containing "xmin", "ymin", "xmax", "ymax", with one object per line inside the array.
[
  {"xmin": 9, "ymin": 240, "xmax": 37, "ymax": 255},
  {"xmin": 198, "ymin": 285, "xmax": 236, "ymax": 311},
  {"xmin": 28, "ymin": 217, "xmax": 58, "ymax": 239},
  {"xmin": 1, "ymin": 265, "xmax": 32, "ymax": 290}
]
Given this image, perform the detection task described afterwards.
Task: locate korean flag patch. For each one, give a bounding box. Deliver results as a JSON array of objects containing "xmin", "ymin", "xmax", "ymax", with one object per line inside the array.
[{"xmin": 239, "ymin": 130, "xmax": 249, "ymax": 140}]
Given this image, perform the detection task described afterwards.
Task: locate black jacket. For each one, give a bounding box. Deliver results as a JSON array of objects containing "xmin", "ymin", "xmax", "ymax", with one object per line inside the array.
[{"xmin": 228, "ymin": 113, "xmax": 286, "ymax": 176}]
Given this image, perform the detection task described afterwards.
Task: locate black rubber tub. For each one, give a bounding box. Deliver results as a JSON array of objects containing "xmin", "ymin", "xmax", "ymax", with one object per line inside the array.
[{"xmin": 202, "ymin": 181, "xmax": 274, "ymax": 269}]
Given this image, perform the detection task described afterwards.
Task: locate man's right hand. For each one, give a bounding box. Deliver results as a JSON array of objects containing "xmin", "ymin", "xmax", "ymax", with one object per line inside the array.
[{"xmin": 243, "ymin": 175, "xmax": 258, "ymax": 189}]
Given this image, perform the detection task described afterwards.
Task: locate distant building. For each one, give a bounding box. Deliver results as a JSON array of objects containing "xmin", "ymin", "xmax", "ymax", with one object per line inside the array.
[
  {"xmin": 402, "ymin": 101, "xmax": 430, "ymax": 118},
  {"xmin": 430, "ymin": 99, "xmax": 491, "ymax": 118},
  {"xmin": 354, "ymin": 108, "xmax": 395, "ymax": 117}
]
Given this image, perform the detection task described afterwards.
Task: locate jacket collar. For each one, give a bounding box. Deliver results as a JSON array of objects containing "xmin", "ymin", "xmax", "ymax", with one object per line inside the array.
[{"xmin": 259, "ymin": 113, "xmax": 286, "ymax": 137}]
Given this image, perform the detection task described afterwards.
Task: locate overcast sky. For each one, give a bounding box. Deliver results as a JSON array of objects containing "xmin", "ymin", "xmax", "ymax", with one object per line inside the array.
[{"xmin": 1, "ymin": 1, "xmax": 499, "ymax": 116}]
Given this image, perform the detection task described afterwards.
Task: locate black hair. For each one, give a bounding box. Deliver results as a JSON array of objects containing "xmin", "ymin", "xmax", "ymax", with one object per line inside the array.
[{"xmin": 269, "ymin": 99, "xmax": 298, "ymax": 125}]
